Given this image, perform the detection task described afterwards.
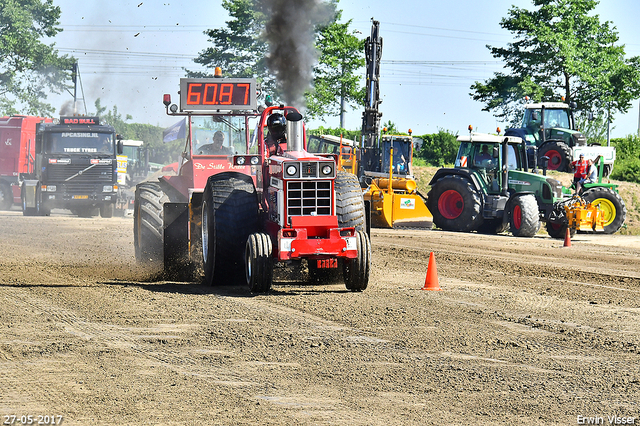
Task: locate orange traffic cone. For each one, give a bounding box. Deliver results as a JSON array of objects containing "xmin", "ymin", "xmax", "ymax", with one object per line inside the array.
[
  {"xmin": 563, "ymin": 228, "xmax": 572, "ymax": 248},
  {"xmin": 422, "ymin": 252, "xmax": 441, "ymax": 291}
]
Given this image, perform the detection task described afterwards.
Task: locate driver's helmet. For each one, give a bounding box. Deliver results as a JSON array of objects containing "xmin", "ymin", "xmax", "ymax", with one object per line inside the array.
[{"xmin": 267, "ymin": 113, "xmax": 286, "ymax": 141}]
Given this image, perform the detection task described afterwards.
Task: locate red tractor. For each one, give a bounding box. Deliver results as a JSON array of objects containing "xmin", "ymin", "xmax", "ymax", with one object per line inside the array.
[{"xmin": 134, "ymin": 75, "xmax": 370, "ymax": 292}]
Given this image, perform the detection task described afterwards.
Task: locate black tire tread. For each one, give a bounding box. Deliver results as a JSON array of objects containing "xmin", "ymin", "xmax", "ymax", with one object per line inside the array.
[
  {"xmin": 335, "ymin": 171, "xmax": 366, "ymax": 231},
  {"xmin": 582, "ymin": 187, "xmax": 627, "ymax": 234},
  {"xmin": 509, "ymin": 194, "xmax": 540, "ymax": 237},
  {"xmin": 427, "ymin": 175, "xmax": 483, "ymax": 232}
]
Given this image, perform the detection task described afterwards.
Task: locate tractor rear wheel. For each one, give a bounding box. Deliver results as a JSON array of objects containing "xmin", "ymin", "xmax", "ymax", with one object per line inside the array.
[
  {"xmin": 509, "ymin": 194, "xmax": 540, "ymax": 237},
  {"xmin": 582, "ymin": 187, "xmax": 626, "ymax": 234},
  {"xmin": 539, "ymin": 141, "xmax": 571, "ymax": 172},
  {"xmin": 335, "ymin": 171, "xmax": 366, "ymax": 232},
  {"xmin": 245, "ymin": 232, "xmax": 273, "ymax": 293},
  {"xmin": 427, "ymin": 175, "xmax": 483, "ymax": 232},
  {"xmin": 134, "ymin": 182, "xmax": 167, "ymax": 266},
  {"xmin": 202, "ymin": 173, "xmax": 259, "ymax": 286},
  {"xmin": 343, "ymin": 230, "xmax": 371, "ymax": 292}
]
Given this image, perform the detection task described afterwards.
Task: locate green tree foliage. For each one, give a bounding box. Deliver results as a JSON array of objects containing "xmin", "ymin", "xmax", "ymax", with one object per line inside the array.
[
  {"xmin": 0, "ymin": 0, "xmax": 74, "ymax": 116},
  {"xmin": 471, "ymin": 0, "xmax": 640, "ymax": 127},
  {"xmin": 305, "ymin": 15, "xmax": 364, "ymax": 125},
  {"xmin": 186, "ymin": 0, "xmax": 274, "ymax": 94},
  {"xmin": 416, "ymin": 130, "xmax": 460, "ymax": 167},
  {"xmin": 610, "ymin": 134, "xmax": 640, "ymax": 184},
  {"xmin": 188, "ymin": 0, "xmax": 363, "ymax": 124}
]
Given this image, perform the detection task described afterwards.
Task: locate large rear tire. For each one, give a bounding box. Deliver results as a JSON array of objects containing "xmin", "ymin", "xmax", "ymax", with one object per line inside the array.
[
  {"xmin": 427, "ymin": 175, "xmax": 483, "ymax": 232},
  {"xmin": 134, "ymin": 182, "xmax": 166, "ymax": 266},
  {"xmin": 509, "ymin": 194, "xmax": 540, "ymax": 237},
  {"xmin": 343, "ymin": 230, "xmax": 370, "ymax": 292},
  {"xmin": 245, "ymin": 232, "xmax": 273, "ymax": 293},
  {"xmin": 582, "ymin": 187, "xmax": 626, "ymax": 234},
  {"xmin": 202, "ymin": 173, "xmax": 259, "ymax": 286},
  {"xmin": 539, "ymin": 141, "xmax": 571, "ymax": 172},
  {"xmin": 335, "ymin": 171, "xmax": 366, "ymax": 232}
]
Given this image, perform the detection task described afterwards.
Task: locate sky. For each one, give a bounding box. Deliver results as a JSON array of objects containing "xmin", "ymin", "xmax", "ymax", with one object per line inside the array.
[{"xmin": 44, "ymin": 0, "xmax": 640, "ymax": 139}]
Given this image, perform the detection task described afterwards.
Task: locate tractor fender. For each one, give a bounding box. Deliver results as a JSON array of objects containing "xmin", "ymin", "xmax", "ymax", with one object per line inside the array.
[{"xmin": 428, "ymin": 168, "xmax": 483, "ymax": 193}]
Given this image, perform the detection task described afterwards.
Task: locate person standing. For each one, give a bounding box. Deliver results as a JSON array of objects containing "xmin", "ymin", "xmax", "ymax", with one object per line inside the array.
[{"xmin": 571, "ymin": 153, "xmax": 588, "ymax": 192}]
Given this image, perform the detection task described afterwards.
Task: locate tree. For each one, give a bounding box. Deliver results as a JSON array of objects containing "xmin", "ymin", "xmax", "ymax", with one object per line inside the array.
[
  {"xmin": 186, "ymin": 0, "xmax": 274, "ymax": 95},
  {"xmin": 306, "ymin": 15, "xmax": 364, "ymax": 127},
  {"xmin": 0, "ymin": 0, "xmax": 74, "ymax": 116},
  {"xmin": 470, "ymin": 0, "xmax": 640, "ymax": 126}
]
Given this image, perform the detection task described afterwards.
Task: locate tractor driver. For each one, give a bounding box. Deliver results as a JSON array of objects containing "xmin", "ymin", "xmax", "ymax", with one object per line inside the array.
[
  {"xmin": 199, "ymin": 131, "xmax": 232, "ymax": 155},
  {"xmin": 474, "ymin": 144, "xmax": 493, "ymax": 167},
  {"xmin": 265, "ymin": 113, "xmax": 287, "ymax": 156}
]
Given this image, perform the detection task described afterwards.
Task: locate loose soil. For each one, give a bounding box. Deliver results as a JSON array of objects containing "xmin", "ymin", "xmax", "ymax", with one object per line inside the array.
[{"xmin": 1, "ymin": 208, "xmax": 639, "ymax": 425}]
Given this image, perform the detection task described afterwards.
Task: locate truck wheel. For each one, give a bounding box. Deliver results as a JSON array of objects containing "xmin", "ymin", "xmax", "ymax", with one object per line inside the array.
[
  {"xmin": 546, "ymin": 221, "xmax": 575, "ymax": 239},
  {"xmin": 343, "ymin": 230, "xmax": 371, "ymax": 292},
  {"xmin": 427, "ymin": 175, "xmax": 483, "ymax": 232},
  {"xmin": 335, "ymin": 171, "xmax": 366, "ymax": 232},
  {"xmin": 245, "ymin": 232, "xmax": 273, "ymax": 293},
  {"xmin": 100, "ymin": 203, "xmax": 114, "ymax": 218},
  {"xmin": 539, "ymin": 141, "xmax": 571, "ymax": 172},
  {"xmin": 509, "ymin": 194, "xmax": 540, "ymax": 237},
  {"xmin": 134, "ymin": 182, "xmax": 166, "ymax": 265},
  {"xmin": 0, "ymin": 183, "xmax": 12, "ymax": 211},
  {"xmin": 582, "ymin": 188, "xmax": 626, "ymax": 234},
  {"xmin": 202, "ymin": 173, "xmax": 259, "ymax": 286}
]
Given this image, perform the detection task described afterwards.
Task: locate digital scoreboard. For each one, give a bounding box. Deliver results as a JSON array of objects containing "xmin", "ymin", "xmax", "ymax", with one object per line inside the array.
[{"xmin": 179, "ymin": 78, "xmax": 257, "ymax": 112}]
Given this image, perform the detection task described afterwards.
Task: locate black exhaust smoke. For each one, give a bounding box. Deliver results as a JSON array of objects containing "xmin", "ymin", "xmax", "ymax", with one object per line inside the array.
[{"xmin": 261, "ymin": 0, "xmax": 335, "ymax": 108}]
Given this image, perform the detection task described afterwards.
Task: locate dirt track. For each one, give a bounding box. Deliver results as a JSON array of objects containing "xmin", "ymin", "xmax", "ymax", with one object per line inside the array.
[{"xmin": 1, "ymin": 210, "xmax": 639, "ymax": 425}]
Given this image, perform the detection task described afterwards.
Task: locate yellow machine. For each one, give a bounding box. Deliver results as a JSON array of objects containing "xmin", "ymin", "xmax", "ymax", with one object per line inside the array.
[
  {"xmin": 563, "ymin": 195, "xmax": 605, "ymax": 232},
  {"xmin": 307, "ymin": 132, "xmax": 432, "ymax": 229}
]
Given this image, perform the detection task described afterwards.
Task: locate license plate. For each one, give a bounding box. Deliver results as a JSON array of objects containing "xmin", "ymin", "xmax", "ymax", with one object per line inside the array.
[
  {"xmin": 72, "ymin": 195, "xmax": 89, "ymax": 199},
  {"xmin": 317, "ymin": 258, "xmax": 338, "ymax": 269}
]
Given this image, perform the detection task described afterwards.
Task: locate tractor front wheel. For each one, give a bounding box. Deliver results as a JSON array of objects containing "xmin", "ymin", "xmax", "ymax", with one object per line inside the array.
[
  {"xmin": 245, "ymin": 232, "xmax": 273, "ymax": 293},
  {"xmin": 509, "ymin": 194, "xmax": 540, "ymax": 237},
  {"xmin": 427, "ymin": 175, "xmax": 483, "ymax": 232},
  {"xmin": 343, "ymin": 230, "xmax": 371, "ymax": 292},
  {"xmin": 582, "ymin": 188, "xmax": 626, "ymax": 234}
]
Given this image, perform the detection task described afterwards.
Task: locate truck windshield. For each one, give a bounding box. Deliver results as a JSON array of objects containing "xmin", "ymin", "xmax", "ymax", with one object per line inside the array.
[
  {"xmin": 191, "ymin": 115, "xmax": 250, "ymax": 156},
  {"xmin": 46, "ymin": 132, "xmax": 114, "ymax": 154}
]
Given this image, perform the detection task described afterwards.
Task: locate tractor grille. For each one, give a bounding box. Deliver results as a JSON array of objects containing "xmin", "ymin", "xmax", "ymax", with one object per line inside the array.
[
  {"xmin": 287, "ymin": 181, "xmax": 332, "ymax": 216},
  {"xmin": 47, "ymin": 164, "xmax": 113, "ymax": 183}
]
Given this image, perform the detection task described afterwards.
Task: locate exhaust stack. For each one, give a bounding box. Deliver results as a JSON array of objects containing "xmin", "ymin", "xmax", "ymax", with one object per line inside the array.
[{"xmin": 286, "ymin": 112, "xmax": 304, "ymax": 152}]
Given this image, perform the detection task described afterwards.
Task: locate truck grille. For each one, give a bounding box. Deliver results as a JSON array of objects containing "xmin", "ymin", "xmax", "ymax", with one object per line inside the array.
[
  {"xmin": 47, "ymin": 164, "xmax": 113, "ymax": 183},
  {"xmin": 286, "ymin": 181, "xmax": 332, "ymax": 216}
]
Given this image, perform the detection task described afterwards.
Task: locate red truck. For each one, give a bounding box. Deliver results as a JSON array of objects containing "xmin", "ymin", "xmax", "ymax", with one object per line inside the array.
[{"xmin": 0, "ymin": 116, "xmax": 52, "ymax": 210}]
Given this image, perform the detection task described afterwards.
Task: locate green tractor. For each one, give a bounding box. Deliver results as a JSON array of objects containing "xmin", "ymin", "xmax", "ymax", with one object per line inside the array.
[{"xmin": 426, "ymin": 133, "xmax": 626, "ymax": 237}]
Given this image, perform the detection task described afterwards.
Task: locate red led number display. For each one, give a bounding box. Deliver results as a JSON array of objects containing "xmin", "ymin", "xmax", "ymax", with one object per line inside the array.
[{"xmin": 186, "ymin": 82, "xmax": 251, "ymax": 107}]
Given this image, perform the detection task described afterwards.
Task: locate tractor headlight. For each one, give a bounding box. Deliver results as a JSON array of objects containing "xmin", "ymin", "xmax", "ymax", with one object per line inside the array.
[
  {"xmin": 321, "ymin": 164, "xmax": 333, "ymax": 176},
  {"xmin": 250, "ymin": 156, "xmax": 260, "ymax": 165},
  {"xmin": 103, "ymin": 185, "xmax": 114, "ymax": 192},
  {"xmin": 286, "ymin": 165, "xmax": 298, "ymax": 177},
  {"xmin": 236, "ymin": 156, "xmax": 246, "ymax": 165}
]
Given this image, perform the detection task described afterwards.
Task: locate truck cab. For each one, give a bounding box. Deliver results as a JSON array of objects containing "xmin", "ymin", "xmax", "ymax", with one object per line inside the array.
[{"xmin": 21, "ymin": 116, "xmax": 121, "ymax": 217}]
